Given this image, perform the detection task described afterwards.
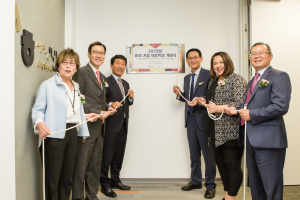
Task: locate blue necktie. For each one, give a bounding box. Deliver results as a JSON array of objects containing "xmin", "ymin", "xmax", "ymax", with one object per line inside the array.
[{"xmin": 189, "ymin": 73, "xmax": 196, "ymax": 114}]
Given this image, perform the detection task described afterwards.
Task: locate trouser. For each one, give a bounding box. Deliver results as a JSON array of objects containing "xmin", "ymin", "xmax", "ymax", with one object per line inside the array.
[
  {"xmin": 72, "ymin": 133, "xmax": 104, "ymax": 200},
  {"xmin": 186, "ymin": 114, "xmax": 216, "ymax": 189},
  {"xmin": 100, "ymin": 121, "xmax": 128, "ymax": 188},
  {"xmin": 40, "ymin": 124, "xmax": 78, "ymax": 200},
  {"xmin": 246, "ymin": 135, "xmax": 286, "ymax": 200},
  {"xmin": 214, "ymin": 143, "xmax": 243, "ymax": 196}
]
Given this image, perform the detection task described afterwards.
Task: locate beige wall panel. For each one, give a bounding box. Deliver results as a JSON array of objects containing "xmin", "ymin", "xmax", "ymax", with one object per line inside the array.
[{"xmin": 14, "ymin": 0, "xmax": 65, "ymax": 199}]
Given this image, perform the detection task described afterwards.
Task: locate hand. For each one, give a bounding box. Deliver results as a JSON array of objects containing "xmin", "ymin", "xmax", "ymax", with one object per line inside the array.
[
  {"xmin": 188, "ymin": 98, "xmax": 197, "ymax": 107},
  {"xmin": 111, "ymin": 101, "xmax": 123, "ymax": 109},
  {"xmin": 205, "ymin": 104, "xmax": 218, "ymax": 114},
  {"xmin": 37, "ymin": 122, "xmax": 51, "ymax": 139},
  {"xmin": 128, "ymin": 89, "xmax": 134, "ymax": 99},
  {"xmin": 225, "ymin": 107, "xmax": 237, "ymax": 115},
  {"xmin": 108, "ymin": 107, "xmax": 117, "ymax": 116},
  {"xmin": 99, "ymin": 111, "xmax": 110, "ymax": 120},
  {"xmin": 197, "ymin": 97, "xmax": 206, "ymax": 106},
  {"xmin": 86, "ymin": 113, "xmax": 100, "ymax": 122},
  {"xmin": 173, "ymin": 85, "xmax": 181, "ymax": 97},
  {"xmin": 240, "ymin": 109, "xmax": 251, "ymax": 121}
]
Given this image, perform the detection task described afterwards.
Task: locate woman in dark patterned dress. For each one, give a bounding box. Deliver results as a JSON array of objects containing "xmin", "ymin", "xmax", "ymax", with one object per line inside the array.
[{"xmin": 195, "ymin": 52, "xmax": 247, "ymax": 200}]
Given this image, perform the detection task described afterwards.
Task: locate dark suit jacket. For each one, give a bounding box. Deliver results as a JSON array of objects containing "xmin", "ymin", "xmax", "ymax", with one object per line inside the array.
[
  {"xmin": 177, "ymin": 67, "xmax": 211, "ymax": 129},
  {"xmin": 105, "ymin": 75, "xmax": 133, "ymax": 134},
  {"xmin": 73, "ymin": 63, "xmax": 107, "ymax": 139},
  {"xmin": 241, "ymin": 66, "xmax": 291, "ymax": 148}
]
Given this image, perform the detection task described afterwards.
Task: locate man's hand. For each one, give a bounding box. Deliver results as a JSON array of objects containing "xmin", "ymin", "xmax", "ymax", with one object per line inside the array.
[
  {"xmin": 188, "ymin": 98, "xmax": 197, "ymax": 107},
  {"xmin": 197, "ymin": 97, "xmax": 206, "ymax": 106},
  {"xmin": 240, "ymin": 109, "xmax": 251, "ymax": 121},
  {"xmin": 128, "ymin": 89, "xmax": 134, "ymax": 99},
  {"xmin": 225, "ymin": 107, "xmax": 238, "ymax": 115},
  {"xmin": 108, "ymin": 107, "xmax": 117, "ymax": 116},
  {"xmin": 111, "ymin": 101, "xmax": 123, "ymax": 109},
  {"xmin": 86, "ymin": 113, "xmax": 100, "ymax": 122},
  {"xmin": 99, "ymin": 111, "xmax": 110, "ymax": 120},
  {"xmin": 37, "ymin": 122, "xmax": 51, "ymax": 139},
  {"xmin": 173, "ymin": 85, "xmax": 181, "ymax": 97}
]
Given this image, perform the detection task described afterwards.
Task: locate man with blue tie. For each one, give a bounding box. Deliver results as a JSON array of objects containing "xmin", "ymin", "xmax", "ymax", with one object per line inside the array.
[
  {"xmin": 173, "ymin": 48, "xmax": 216, "ymax": 199},
  {"xmin": 228, "ymin": 43, "xmax": 292, "ymax": 200}
]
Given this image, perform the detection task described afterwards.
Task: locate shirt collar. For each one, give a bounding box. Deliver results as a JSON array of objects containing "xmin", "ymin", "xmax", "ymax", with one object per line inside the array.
[
  {"xmin": 256, "ymin": 65, "xmax": 270, "ymax": 77},
  {"xmin": 89, "ymin": 63, "xmax": 100, "ymax": 74},
  {"xmin": 191, "ymin": 67, "xmax": 201, "ymax": 76},
  {"xmin": 111, "ymin": 73, "xmax": 122, "ymax": 82}
]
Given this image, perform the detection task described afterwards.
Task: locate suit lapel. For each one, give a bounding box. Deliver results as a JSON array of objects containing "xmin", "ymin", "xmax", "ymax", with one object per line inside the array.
[
  {"xmin": 86, "ymin": 64, "xmax": 102, "ymax": 91},
  {"xmin": 193, "ymin": 68, "xmax": 204, "ymax": 94},
  {"xmin": 110, "ymin": 75, "xmax": 123, "ymax": 99},
  {"xmin": 185, "ymin": 75, "xmax": 190, "ymax": 100},
  {"xmin": 248, "ymin": 66, "xmax": 273, "ymax": 103}
]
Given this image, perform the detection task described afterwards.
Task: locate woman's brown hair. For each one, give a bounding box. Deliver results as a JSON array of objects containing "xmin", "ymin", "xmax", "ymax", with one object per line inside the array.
[
  {"xmin": 210, "ymin": 52, "xmax": 234, "ymax": 79},
  {"xmin": 55, "ymin": 48, "xmax": 80, "ymax": 71}
]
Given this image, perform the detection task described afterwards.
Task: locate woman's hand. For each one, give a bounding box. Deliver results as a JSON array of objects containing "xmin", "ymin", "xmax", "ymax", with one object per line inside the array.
[
  {"xmin": 86, "ymin": 113, "xmax": 100, "ymax": 122},
  {"xmin": 197, "ymin": 97, "xmax": 206, "ymax": 106},
  {"xmin": 205, "ymin": 104, "xmax": 218, "ymax": 114},
  {"xmin": 225, "ymin": 107, "xmax": 238, "ymax": 115},
  {"xmin": 37, "ymin": 122, "xmax": 51, "ymax": 139}
]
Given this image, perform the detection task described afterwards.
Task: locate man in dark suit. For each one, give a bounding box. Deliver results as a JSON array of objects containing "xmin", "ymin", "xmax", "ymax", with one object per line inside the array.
[
  {"xmin": 173, "ymin": 48, "xmax": 216, "ymax": 199},
  {"xmin": 100, "ymin": 55, "xmax": 134, "ymax": 198},
  {"xmin": 228, "ymin": 42, "xmax": 291, "ymax": 200},
  {"xmin": 72, "ymin": 41, "xmax": 115, "ymax": 200}
]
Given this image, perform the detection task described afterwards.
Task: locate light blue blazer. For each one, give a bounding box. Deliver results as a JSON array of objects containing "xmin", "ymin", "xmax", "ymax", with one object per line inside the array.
[{"xmin": 32, "ymin": 73, "xmax": 90, "ymax": 139}]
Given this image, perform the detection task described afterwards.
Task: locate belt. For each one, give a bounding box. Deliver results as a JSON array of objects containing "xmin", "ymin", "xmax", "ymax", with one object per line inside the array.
[
  {"xmin": 67, "ymin": 123, "xmax": 76, "ymax": 126},
  {"xmin": 188, "ymin": 112, "xmax": 195, "ymax": 115}
]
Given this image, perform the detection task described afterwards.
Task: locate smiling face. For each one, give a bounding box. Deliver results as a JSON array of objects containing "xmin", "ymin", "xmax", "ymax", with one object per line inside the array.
[
  {"xmin": 213, "ymin": 55, "xmax": 225, "ymax": 77},
  {"xmin": 111, "ymin": 58, "xmax": 126, "ymax": 77},
  {"xmin": 186, "ymin": 51, "xmax": 203, "ymax": 72},
  {"xmin": 88, "ymin": 45, "xmax": 105, "ymax": 69},
  {"xmin": 250, "ymin": 44, "xmax": 273, "ymax": 72},
  {"xmin": 58, "ymin": 57, "xmax": 77, "ymax": 80}
]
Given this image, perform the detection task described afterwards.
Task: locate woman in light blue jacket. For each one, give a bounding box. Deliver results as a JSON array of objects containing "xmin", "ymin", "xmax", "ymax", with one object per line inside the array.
[{"xmin": 32, "ymin": 48, "xmax": 107, "ymax": 200}]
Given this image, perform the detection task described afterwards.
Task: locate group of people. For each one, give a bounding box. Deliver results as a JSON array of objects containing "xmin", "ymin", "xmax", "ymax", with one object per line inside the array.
[
  {"xmin": 173, "ymin": 43, "xmax": 291, "ymax": 200},
  {"xmin": 32, "ymin": 41, "xmax": 134, "ymax": 200},
  {"xmin": 31, "ymin": 41, "xmax": 291, "ymax": 200}
]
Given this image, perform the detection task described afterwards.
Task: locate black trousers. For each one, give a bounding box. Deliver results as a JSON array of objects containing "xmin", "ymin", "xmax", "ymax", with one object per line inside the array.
[
  {"xmin": 214, "ymin": 142, "xmax": 244, "ymax": 196},
  {"xmin": 40, "ymin": 124, "xmax": 78, "ymax": 200},
  {"xmin": 100, "ymin": 121, "xmax": 128, "ymax": 188}
]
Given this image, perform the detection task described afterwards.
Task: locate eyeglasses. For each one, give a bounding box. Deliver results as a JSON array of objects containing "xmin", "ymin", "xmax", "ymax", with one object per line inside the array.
[
  {"xmin": 61, "ymin": 61, "xmax": 76, "ymax": 66},
  {"xmin": 92, "ymin": 50, "xmax": 106, "ymax": 55},
  {"xmin": 249, "ymin": 51, "xmax": 270, "ymax": 57},
  {"xmin": 187, "ymin": 56, "xmax": 200, "ymax": 60}
]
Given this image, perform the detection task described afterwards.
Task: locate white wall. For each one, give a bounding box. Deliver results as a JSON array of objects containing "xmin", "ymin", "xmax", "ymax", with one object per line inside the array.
[
  {"xmin": 251, "ymin": 0, "xmax": 300, "ymax": 185},
  {"xmin": 0, "ymin": 2, "xmax": 16, "ymax": 199},
  {"xmin": 68, "ymin": 0, "xmax": 240, "ymax": 179}
]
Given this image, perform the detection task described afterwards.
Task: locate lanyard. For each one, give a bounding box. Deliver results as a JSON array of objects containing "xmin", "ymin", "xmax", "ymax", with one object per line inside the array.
[{"xmin": 66, "ymin": 81, "xmax": 76, "ymax": 115}]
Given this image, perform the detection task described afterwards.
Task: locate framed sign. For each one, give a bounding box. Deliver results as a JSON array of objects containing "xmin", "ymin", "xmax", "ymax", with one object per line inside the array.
[{"xmin": 126, "ymin": 43, "xmax": 185, "ymax": 73}]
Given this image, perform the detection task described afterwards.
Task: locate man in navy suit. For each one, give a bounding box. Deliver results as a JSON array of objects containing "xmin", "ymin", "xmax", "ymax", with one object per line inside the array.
[
  {"xmin": 100, "ymin": 55, "xmax": 134, "ymax": 198},
  {"xmin": 173, "ymin": 48, "xmax": 216, "ymax": 199},
  {"xmin": 228, "ymin": 43, "xmax": 291, "ymax": 200}
]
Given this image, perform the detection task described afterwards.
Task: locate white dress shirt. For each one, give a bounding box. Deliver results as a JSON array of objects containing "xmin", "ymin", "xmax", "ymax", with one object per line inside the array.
[
  {"xmin": 188, "ymin": 67, "xmax": 201, "ymax": 100},
  {"xmin": 89, "ymin": 63, "xmax": 103, "ymax": 89}
]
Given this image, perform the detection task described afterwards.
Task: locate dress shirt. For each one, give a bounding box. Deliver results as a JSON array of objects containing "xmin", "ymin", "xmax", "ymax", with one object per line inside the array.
[
  {"xmin": 254, "ymin": 65, "xmax": 270, "ymax": 80},
  {"xmin": 34, "ymin": 73, "xmax": 82, "ymax": 132},
  {"xmin": 89, "ymin": 63, "xmax": 103, "ymax": 89},
  {"xmin": 188, "ymin": 67, "xmax": 201, "ymax": 100},
  {"xmin": 108, "ymin": 74, "xmax": 133, "ymax": 118}
]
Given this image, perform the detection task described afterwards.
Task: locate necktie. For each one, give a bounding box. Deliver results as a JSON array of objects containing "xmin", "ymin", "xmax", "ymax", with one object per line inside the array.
[
  {"xmin": 96, "ymin": 71, "xmax": 102, "ymax": 87},
  {"xmin": 189, "ymin": 73, "xmax": 196, "ymax": 114},
  {"xmin": 241, "ymin": 73, "xmax": 260, "ymax": 126},
  {"xmin": 118, "ymin": 78, "xmax": 124, "ymax": 97}
]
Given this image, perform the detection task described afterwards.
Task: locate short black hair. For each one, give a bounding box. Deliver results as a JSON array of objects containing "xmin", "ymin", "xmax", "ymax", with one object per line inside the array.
[
  {"xmin": 111, "ymin": 55, "xmax": 127, "ymax": 65},
  {"xmin": 186, "ymin": 48, "xmax": 202, "ymax": 58},
  {"xmin": 250, "ymin": 42, "xmax": 272, "ymax": 54},
  {"xmin": 88, "ymin": 41, "xmax": 107, "ymax": 53}
]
